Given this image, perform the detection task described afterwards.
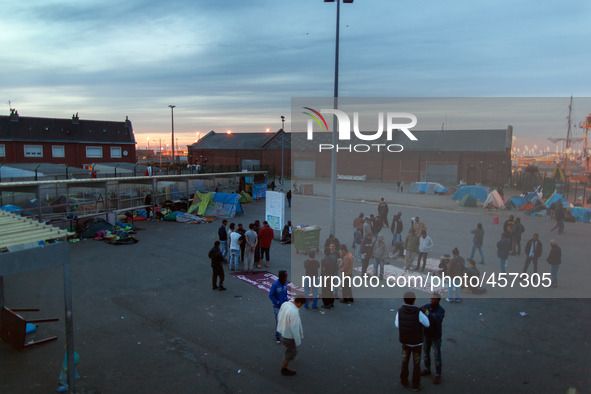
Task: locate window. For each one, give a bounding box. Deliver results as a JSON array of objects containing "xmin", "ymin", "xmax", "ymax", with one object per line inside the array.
[
  {"xmin": 52, "ymin": 145, "xmax": 65, "ymax": 158},
  {"xmin": 24, "ymin": 145, "xmax": 43, "ymax": 157},
  {"xmin": 110, "ymin": 147, "xmax": 122, "ymax": 158},
  {"xmin": 86, "ymin": 146, "xmax": 103, "ymax": 158},
  {"xmin": 0, "ymin": 145, "xmax": 5, "ymax": 157}
]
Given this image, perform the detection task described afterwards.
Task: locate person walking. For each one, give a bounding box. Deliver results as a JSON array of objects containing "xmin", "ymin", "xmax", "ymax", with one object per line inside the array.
[
  {"xmin": 404, "ymin": 228, "xmax": 420, "ymax": 270},
  {"xmin": 415, "ymin": 230, "xmax": 434, "ymax": 272},
  {"xmin": 258, "ymin": 221, "xmax": 274, "ymax": 268},
  {"xmin": 373, "ymin": 234, "xmax": 388, "ymax": 280},
  {"xmin": 446, "ymin": 248, "xmax": 464, "ymax": 303},
  {"xmin": 269, "ymin": 270, "xmax": 289, "ymax": 343},
  {"xmin": 420, "ymin": 293, "xmax": 445, "ymax": 385},
  {"xmin": 469, "ymin": 223, "xmax": 485, "ymax": 265},
  {"xmin": 286, "ymin": 190, "xmax": 292, "ymax": 208},
  {"xmin": 496, "ymin": 232, "xmax": 511, "ymax": 274},
  {"xmin": 208, "ymin": 241, "xmax": 226, "ymax": 291},
  {"xmin": 378, "ymin": 197, "xmax": 389, "ymax": 227},
  {"xmin": 339, "ymin": 244, "xmax": 355, "ymax": 303},
  {"xmin": 550, "ymin": 201, "xmax": 565, "ymax": 235},
  {"xmin": 522, "ymin": 233, "xmax": 543, "ymax": 275},
  {"xmin": 303, "ymin": 251, "xmax": 320, "ymax": 310},
  {"xmin": 395, "ymin": 291, "xmax": 430, "ymax": 392},
  {"xmin": 277, "ymin": 297, "xmax": 306, "ymax": 376},
  {"xmin": 546, "ymin": 239, "xmax": 561, "ymax": 288}
]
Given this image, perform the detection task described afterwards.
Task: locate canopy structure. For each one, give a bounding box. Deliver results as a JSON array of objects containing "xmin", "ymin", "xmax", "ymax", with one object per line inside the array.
[{"xmin": 452, "ymin": 186, "xmax": 489, "ymax": 202}]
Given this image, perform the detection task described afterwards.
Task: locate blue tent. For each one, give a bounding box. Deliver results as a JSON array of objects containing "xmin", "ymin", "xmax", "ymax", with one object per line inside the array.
[
  {"xmin": 1, "ymin": 205, "xmax": 22, "ymax": 212},
  {"xmin": 545, "ymin": 193, "xmax": 573, "ymax": 209},
  {"xmin": 570, "ymin": 207, "xmax": 591, "ymax": 223},
  {"xmin": 212, "ymin": 192, "xmax": 243, "ymax": 214},
  {"xmin": 452, "ymin": 186, "xmax": 489, "ymax": 202}
]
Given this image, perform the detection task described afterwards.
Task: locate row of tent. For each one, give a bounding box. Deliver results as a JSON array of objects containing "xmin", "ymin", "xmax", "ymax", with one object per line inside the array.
[
  {"xmin": 409, "ymin": 182, "xmax": 449, "ymax": 195},
  {"xmin": 0, "ymin": 196, "xmax": 77, "ymax": 216}
]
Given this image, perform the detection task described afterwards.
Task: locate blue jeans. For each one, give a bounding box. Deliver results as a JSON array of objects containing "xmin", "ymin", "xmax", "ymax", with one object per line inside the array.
[
  {"xmin": 220, "ymin": 240, "xmax": 228, "ymax": 259},
  {"xmin": 448, "ymin": 284, "xmax": 460, "ymax": 301},
  {"xmin": 229, "ymin": 249, "xmax": 240, "ymax": 270},
  {"xmin": 423, "ymin": 337, "xmax": 442, "ymax": 376},
  {"xmin": 470, "ymin": 243, "xmax": 484, "ymax": 263},
  {"xmin": 550, "ymin": 265, "xmax": 559, "ymax": 285},
  {"xmin": 273, "ymin": 306, "xmax": 280, "ymax": 340},
  {"xmin": 373, "ymin": 257, "xmax": 385, "ymax": 279},
  {"xmin": 304, "ymin": 282, "xmax": 319, "ymax": 309},
  {"xmin": 354, "ymin": 242, "xmax": 361, "ymax": 261},
  {"xmin": 499, "ymin": 258, "xmax": 507, "ymax": 273}
]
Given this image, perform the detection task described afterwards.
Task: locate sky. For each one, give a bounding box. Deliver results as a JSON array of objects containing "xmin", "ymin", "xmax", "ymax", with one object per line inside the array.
[{"xmin": 2, "ymin": 0, "xmax": 591, "ymax": 152}]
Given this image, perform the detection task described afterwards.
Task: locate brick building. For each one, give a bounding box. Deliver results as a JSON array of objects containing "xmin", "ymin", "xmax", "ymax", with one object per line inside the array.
[
  {"xmin": 187, "ymin": 130, "xmax": 291, "ymax": 177},
  {"xmin": 291, "ymin": 127, "xmax": 513, "ymax": 186},
  {"xmin": 0, "ymin": 110, "xmax": 136, "ymax": 169}
]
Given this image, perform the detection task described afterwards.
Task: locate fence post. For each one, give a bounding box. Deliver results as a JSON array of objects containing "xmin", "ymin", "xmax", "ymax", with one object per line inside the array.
[{"xmin": 574, "ymin": 182, "xmax": 578, "ymax": 204}]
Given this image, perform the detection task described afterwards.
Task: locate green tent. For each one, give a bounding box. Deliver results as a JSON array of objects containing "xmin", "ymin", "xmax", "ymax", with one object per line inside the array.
[{"xmin": 459, "ymin": 193, "xmax": 478, "ymax": 207}]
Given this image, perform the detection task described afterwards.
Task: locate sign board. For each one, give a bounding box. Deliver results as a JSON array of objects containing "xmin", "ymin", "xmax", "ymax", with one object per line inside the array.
[{"xmin": 265, "ymin": 191, "xmax": 285, "ymax": 232}]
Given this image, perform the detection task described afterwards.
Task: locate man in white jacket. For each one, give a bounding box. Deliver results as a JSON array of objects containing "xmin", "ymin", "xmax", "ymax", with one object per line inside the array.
[
  {"xmin": 277, "ymin": 297, "xmax": 306, "ymax": 376},
  {"xmin": 415, "ymin": 230, "xmax": 434, "ymax": 272}
]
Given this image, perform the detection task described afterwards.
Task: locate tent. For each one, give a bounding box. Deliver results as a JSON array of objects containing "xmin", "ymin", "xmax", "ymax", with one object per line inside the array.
[
  {"xmin": 545, "ymin": 193, "xmax": 573, "ymax": 209},
  {"xmin": 50, "ymin": 195, "xmax": 79, "ymax": 213},
  {"xmin": 409, "ymin": 182, "xmax": 449, "ymax": 195},
  {"xmin": 20, "ymin": 199, "xmax": 53, "ymax": 216},
  {"xmin": 459, "ymin": 194, "xmax": 478, "ymax": 207},
  {"xmin": 452, "ymin": 186, "xmax": 489, "ymax": 202},
  {"xmin": 483, "ymin": 190, "xmax": 505, "ymax": 210},
  {"xmin": 188, "ymin": 192, "xmax": 243, "ymax": 218},
  {"xmin": 239, "ymin": 192, "xmax": 253, "ymax": 203},
  {"xmin": 1, "ymin": 205, "xmax": 22, "ymax": 212},
  {"xmin": 506, "ymin": 196, "xmax": 534, "ymax": 211},
  {"xmin": 78, "ymin": 217, "xmax": 114, "ymax": 238},
  {"xmin": 570, "ymin": 207, "xmax": 591, "ymax": 223}
]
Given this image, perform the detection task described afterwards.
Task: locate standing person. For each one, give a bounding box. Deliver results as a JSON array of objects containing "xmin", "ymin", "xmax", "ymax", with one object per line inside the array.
[
  {"xmin": 353, "ymin": 222, "xmax": 363, "ymax": 263},
  {"xmin": 244, "ymin": 223, "xmax": 258, "ymax": 273},
  {"xmin": 404, "ymin": 228, "xmax": 420, "ymax": 270},
  {"xmin": 522, "ymin": 233, "xmax": 543, "ymax": 275},
  {"xmin": 446, "ymin": 248, "xmax": 464, "ymax": 303},
  {"xmin": 218, "ymin": 219, "xmax": 229, "ymax": 262},
  {"xmin": 391, "ymin": 212, "xmax": 404, "ymax": 257},
  {"xmin": 277, "ymin": 297, "xmax": 306, "ymax": 376},
  {"xmin": 339, "ymin": 245, "xmax": 354, "ymax": 303},
  {"xmin": 420, "ymin": 293, "xmax": 445, "ymax": 385},
  {"xmin": 144, "ymin": 193, "xmax": 153, "ymax": 219},
  {"xmin": 395, "ymin": 291, "xmax": 430, "ymax": 391},
  {"xmin": 363, "ymin": 217, "xmax": 373, "ymax": 240},
  {"xmin": 269, "ymin": 270, "xmax": 289, "ymax": 343},
  {"xmin": 353, "ymin": 212, "xmax": 365, "ymax": 229},
  {"xmin": 496, "ymin": 233, "xmax": 511, "ymax": 274},
  {"xmin": 469, "ymin": 223, "xmax": 485, "ymax": 265},
  {"xmin": 253, "ymin": 220, "xmax": 261, "ymax": 268},
  {"xmin": 373, "ymin": 234, "xmax": 388, "ymax": 280},
  {"xmin": 372, "ymin": 214, "xmax": 383, "ymax": 242},
  {"xmin": 503, "ymin": 215, "xmax": 515, "ymax": 248},
  {"xmin": 416, "ymin": 230, "xmax": 434, "ymax": 272},
  {"xmin": 378, "ymin": 197, "xmax": 389, "ymax": 227},
  {"xmin": 229, "ymin": 225, "xmax": 242, "ymax": 271},
  {"xmin": 510, "ymin": 217, "xmax": 525, "ymax": 255},
  {"xmin": 546, "ymin": 239, "xmax": 561, "ymax": 288},
  {"xmin": 400, "ymin": 180, "xmax": 405, "ymax": 193},
  {"xmin": 321, "ymin": 247, "xmax": 339, "ymax": 308},
  {"xmin": 360, "ymin": 233, "xmax": 374, "ymax": 276},
  {"xmin": 550, "ymin": 201, "xmax": 565, "ymax": 234},
  {"xmin": 208, "ymin": 241, "xmax": 226, "ymax": 291},
  {"xmin": 412, "ymin": 216, "xmax": 427, "ymax": 235},
  {"xmin": 258, "ymin": 221, "xmax": 274, "ymax": 268},
  {"xmin": 303, "ymin": 251, "xmax": 320, "ymax": 310},
  {"xmin": 236, "ymin": 223, "xmax": 246, "ymax": 264},
  {"xmin": 286, "ymin": 190, "xmax": 292, "ymax": 208},
  {"xmin": 397, "ymin": 181, "xmax": 401, "ymax": 192}
]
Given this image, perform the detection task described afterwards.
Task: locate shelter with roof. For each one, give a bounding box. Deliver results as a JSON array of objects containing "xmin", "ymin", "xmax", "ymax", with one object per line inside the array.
[
  {"xmin": 0, "ymin": 110, "xmax": 136, "ymax": 168},
  {"xmin": 187, "ymin": 130, "xmax": 289, "ymax": 178},
  {"xmin": 291, "ymin": 127, "xmax": 512, "ymax": 185}
]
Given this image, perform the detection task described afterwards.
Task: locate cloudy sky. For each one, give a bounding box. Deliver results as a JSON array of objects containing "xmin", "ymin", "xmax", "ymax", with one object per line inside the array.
[{"xmin": 2, "ymin": 0, "xmax": 591, "ymax": 151}]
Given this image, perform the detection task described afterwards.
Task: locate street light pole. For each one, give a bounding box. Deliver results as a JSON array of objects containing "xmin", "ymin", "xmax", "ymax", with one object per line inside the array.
[
  {"xmin": 281, "ymin": 115, "xmax": 285, "ymax": 185},
  {"xmin": 169, "ymin": 105, "xmax": 176, "ymax": 164},
  {"xmin": 325, "ymin": 0, "xmax": 353, "ymax": 236}
]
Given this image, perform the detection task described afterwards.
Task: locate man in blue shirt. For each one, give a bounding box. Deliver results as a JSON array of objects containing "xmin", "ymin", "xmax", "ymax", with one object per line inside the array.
[{"xmin": 269, "ymin": 270, "xmax": 289, "ymax": 343}]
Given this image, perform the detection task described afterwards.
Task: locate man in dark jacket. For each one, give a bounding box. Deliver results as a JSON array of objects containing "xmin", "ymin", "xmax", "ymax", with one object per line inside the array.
[
  {"xmin": 395, "ymin": 291, "xmax": 430, "ymax": 391},
  {"xmin": 546, "ymin": 239, "xmax": 561, "ymax": 288},
  {"xmin": 496, "ymin": 233, "xmax": 511, "ymax": 274},
  {"xmin": 510, "ymin": 217, "xmax": 525, "ymax": 255},
  {"xmin": 469, "ymin": 223, "xmax": 485, "ymax": 264},
  {"xmin": 321, "ymin": 246, "xmax": 339, "ymax": 308},
  {"xmin": 378, "ymin": 197, "xmax": 389, "ymax": 227},
  {"xmin": 360, "ymin": 233, "xmax": 374, "ymax": 276},
  {"xmin": 209, "ymin": 241, "xmax": 226, "ymax": 291},
  {"xmin": 420, "ymin": 293, "xmax": 445, "ymax": 385},
  {"xmin": 522, "ymin": 233, "xmax": 543, "ymax": 274}
]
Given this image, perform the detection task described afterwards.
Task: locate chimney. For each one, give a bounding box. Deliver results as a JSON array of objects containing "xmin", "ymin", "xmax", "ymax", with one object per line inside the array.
[
  {"xmin": 72, "ymin": 113, "xmax": 79, "ymax": 124},
  {"xmin": 10, "ymin": 109, "xmax": 19, "ymax": 122}
]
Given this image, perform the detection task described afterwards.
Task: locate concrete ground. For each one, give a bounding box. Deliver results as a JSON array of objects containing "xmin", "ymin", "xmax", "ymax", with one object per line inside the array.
[{"xmin": 1, "ymin": 180, "xmax": 590, "ymax": 393}]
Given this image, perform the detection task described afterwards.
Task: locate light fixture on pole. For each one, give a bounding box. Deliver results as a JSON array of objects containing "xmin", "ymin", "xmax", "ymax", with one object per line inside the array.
[
  {"xmin": 324, "ymin": 0, "xmax": 353, "ymax": 236},
  {"xmin": 168, "ymin": 105, "xmax": 176, "ymax": 164},
  {"xmin": 281, "ymin": 115, "xmax": 285, "ymax": 185}
]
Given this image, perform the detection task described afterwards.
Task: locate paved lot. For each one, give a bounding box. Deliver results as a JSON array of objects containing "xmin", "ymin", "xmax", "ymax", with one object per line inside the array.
[{"xmin": 1, "ymin": 182, "xmax": 590, "ymax": 393}]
